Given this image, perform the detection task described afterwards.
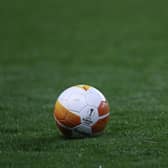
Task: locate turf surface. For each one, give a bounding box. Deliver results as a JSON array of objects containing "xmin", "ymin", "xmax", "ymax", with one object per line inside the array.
[{"xmin": 0, "ymin": 0, "xmax": 168, "ymax": 167}]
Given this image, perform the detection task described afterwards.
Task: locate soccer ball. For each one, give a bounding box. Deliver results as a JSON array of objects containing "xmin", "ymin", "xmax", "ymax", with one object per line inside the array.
[{"xmin": 53, "ymin": 84, "xmax": 110, "ymax": 137}]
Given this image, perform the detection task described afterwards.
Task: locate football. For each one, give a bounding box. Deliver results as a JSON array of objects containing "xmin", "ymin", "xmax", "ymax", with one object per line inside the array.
[{"xmin": 53, "ymin": 84, "xmax": 110, "ymax": 137}]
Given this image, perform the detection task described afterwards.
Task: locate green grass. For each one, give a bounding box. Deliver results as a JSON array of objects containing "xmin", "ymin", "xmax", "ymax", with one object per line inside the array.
[{"xmin": 0, "ymin": 0, "xmax": 168, "ymax": 167}]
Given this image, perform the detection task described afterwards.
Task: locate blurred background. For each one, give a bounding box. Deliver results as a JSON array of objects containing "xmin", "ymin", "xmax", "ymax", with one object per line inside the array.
[
  {"xmin": 0, "ymin": 0, "xmax": 168, "ymax": 167},
  {"xmin": 1, "ymin": 0, "xmax": 168, "ymax": 98}
]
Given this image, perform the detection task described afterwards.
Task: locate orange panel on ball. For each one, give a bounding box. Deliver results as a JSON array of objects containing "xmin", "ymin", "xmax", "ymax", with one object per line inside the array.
[
  {"xmin": 76, "ymin": 84, "xmax": 90, "ymax": 91},
  {"xmin": 98, "ymin": 101, "xmax": 110, "ymax": 116},
  {"xmin": 65, "ymin": 111, "xmax": 81, "ymax": 127},
  {"xmin": 54, "ymin": 101, "xmax": 81, "ymax": 128},
  {"xmin": 56, "ymin": 122, "xmax": 72, "ymax": 137},
  {"xmin": 54, "ymin": 101, "xmax": 67, "ymax": 120},
  {"xmin": 92, "ymin": 116, "xmax": 110, "ymax": 134}
]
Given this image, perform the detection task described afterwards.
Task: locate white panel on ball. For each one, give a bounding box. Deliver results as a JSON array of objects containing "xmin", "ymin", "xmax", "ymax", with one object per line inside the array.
[
  {"xmin": 58, "ymin": 86, "xmax": 87, "ymax": 113},
  {"xmin": 86, "ymin": 87, "xmax": 106, "ymax": 108},
  {"xmin": 74, "ymin": 124, "xmax": 92, "ymax": 136},
  {"xmin": 80, "ymin": 105, "xmax": 99, "ymax": 126}
]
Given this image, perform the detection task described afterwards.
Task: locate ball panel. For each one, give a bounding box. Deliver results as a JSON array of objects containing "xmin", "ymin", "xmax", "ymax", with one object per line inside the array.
[
  {"xmin": 54, "ymin": 100, "xmax": 81, "ymax": 128},
  {"xmin": 89, "ymin": 87, "xmax": 106, "ymax": 100},
  {"xmin": 54, "ymin": 101, "xmax": 66, "ymax": 120},
  {"xmin": 98, "ymin": 101, "xmax": 110, "ymax": 116},
  {"xmin": 68, "ymin": 92, "xmax": 86, "ymax": 112},
  {"xmin": 64, "ymin": 110, "xmax": 81, "ymax": 127},
  {"xmin": 73, "ymin": 124, "xmax": 92, "ymax": 136},
  {"xmin": 56, "ymin": 121, "xmax": 72, "ymax": 137},
  {"xmin": 92, "ymin": 115, "xmax": 110, "ymax": 134},
  {"xmin": 86, "ymin": 88, "xmax": 106, "ymax": 108},
  {"xmin": 80, "ymin": 106, "xmax": 99, "ymax": 126},
  {"xmin": 58, "ymin": 87, "xmax": 87, "ymax": 112},
  {"xmin": 76, "ymin": 84, "xmax": 91, "ymax": 91}
]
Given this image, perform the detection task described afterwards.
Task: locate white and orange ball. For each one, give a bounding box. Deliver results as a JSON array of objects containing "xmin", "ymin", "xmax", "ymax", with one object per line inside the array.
[{"xmin": 53, "ymin": 84, "xmax": 110, "ymax": 137}]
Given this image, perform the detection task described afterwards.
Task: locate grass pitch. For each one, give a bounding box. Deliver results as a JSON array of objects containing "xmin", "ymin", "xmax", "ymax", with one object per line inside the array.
[{"xmin": 0, "ymin": 0, "xmax": 168, "ymax": 167}]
